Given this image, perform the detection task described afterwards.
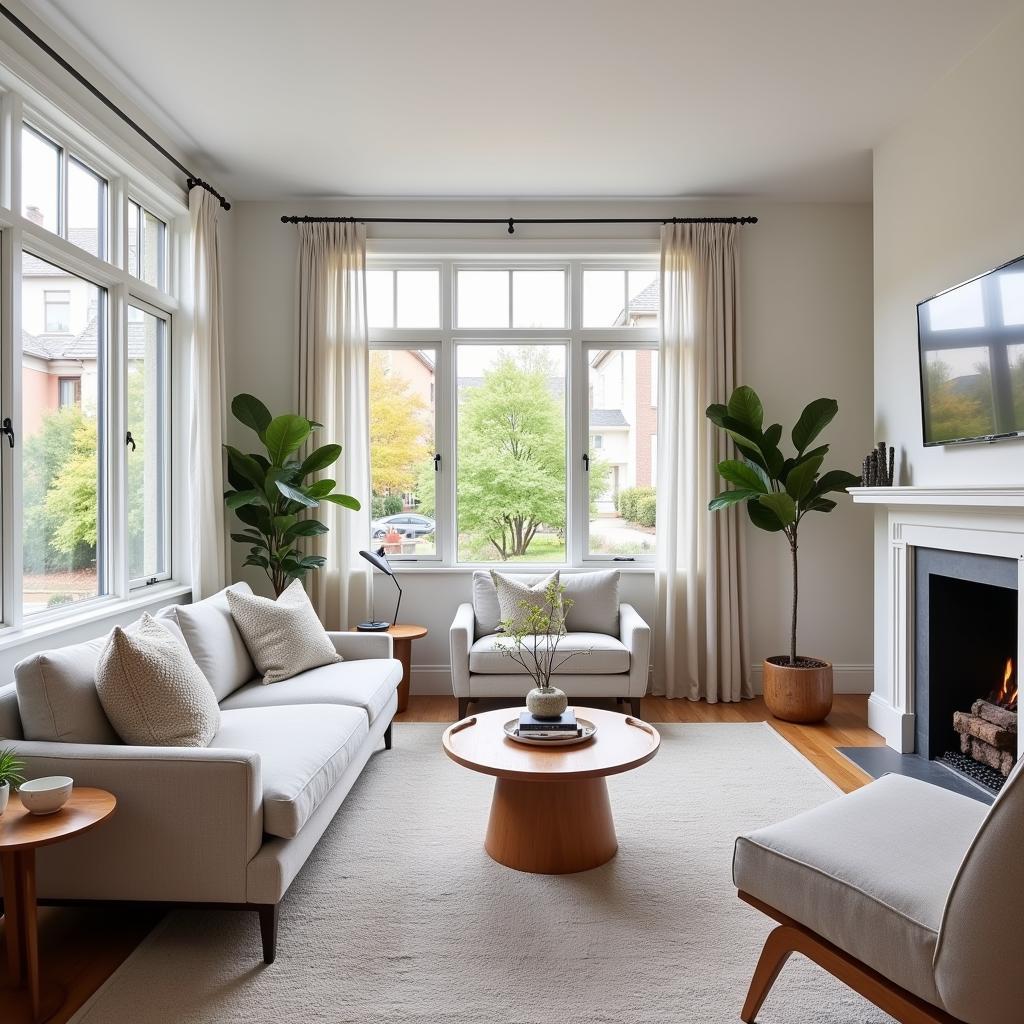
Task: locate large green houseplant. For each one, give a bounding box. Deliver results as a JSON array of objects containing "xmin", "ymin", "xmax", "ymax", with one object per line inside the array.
[
  {"xmin": 706, "ymin": 386, "xmax": 860, "ymax": 722},
  {"xmin": 224, "ymin": 394, "xmax": 360, "ymax": 596}
]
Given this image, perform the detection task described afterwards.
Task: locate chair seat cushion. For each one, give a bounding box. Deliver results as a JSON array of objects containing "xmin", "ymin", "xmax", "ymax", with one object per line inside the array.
[
  {"xmin": 469, "ymin": 633, "xmax": 629, "ymax": 674},
  {"xmin": 212, "ymin": 705, "xmax": 369, "ymax": 839},
  {"xmin": 219, "ymin": 659, "xmax": 402, "ymax": 724},
  {"xmin": 733, "ymin": 774, "xmax": 987, "ymax": 1009}
]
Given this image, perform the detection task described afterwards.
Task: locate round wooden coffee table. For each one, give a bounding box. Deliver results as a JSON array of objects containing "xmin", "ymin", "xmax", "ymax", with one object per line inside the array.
[
  {"xmin": 1, "ymin": 787, "xmax": 116, "ymax": 1023},
  {"xmin": 442, "ymin": 707, "xmax": 660, "ymax": 874}
]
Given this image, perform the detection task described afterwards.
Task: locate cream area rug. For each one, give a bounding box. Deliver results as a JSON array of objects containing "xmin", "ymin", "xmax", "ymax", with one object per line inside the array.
[{"xmin": 71, "ymin": 723, "xmax": 892, "ymax": 1024}]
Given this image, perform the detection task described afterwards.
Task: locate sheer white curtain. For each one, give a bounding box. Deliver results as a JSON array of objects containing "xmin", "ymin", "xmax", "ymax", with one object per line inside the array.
[
  {"xmin": 296, "ymin": 222, "xmax": 372, "ymax": 629},
  {"xmin": 187, "ymin": 188, "xmax": 228, "ymax": 600},
  {"xmin": 655, "ymin": 222, "xmax": 751, "ymax": 702}
]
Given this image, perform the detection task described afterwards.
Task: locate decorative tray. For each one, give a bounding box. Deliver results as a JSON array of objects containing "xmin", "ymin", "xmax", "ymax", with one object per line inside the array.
[{"xmin": 503, "ymin": 717, "xmax": 597, "ymax": 747}]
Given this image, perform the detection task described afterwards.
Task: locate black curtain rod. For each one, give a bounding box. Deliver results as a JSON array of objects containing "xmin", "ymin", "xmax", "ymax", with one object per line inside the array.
[
  {"xmin": 0, "ymin": 3, "xmax": 230, "ymax": 210},
  {"xmin": 281, "ymin": 215, "xmax": 757, "ymax": 235}
]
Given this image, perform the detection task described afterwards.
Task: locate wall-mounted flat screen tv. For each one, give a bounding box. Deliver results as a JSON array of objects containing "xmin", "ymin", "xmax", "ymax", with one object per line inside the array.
[{"xmin": 918, "ymin": 254, "xmax": 1024, "ymax": 446}]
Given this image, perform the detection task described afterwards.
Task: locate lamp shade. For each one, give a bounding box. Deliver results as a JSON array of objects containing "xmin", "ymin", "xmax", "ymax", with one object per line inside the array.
[{"xmin": 359, "ymin": 547, "xmax": 394, "ymax": 577}]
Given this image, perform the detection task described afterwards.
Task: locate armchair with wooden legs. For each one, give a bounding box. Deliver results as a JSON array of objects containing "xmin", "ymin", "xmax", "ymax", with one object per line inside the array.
[{"xmin": 733, "ymin": 762, "xmax": 1023, "ymax": 1024}]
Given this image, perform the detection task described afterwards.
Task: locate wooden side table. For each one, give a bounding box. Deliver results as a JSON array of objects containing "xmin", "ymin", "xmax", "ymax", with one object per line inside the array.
[
  {"xmin": 1, "ymin": 787, "xmax": 116, "ymax": 1022},
  {"xmin": 350, "ymin": 624, "xmax": 427, "ymax": 713}
]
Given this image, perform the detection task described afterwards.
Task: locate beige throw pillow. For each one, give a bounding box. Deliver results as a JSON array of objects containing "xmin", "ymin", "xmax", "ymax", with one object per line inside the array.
[
  {"xmin": 95, "ymin": 613, "xmax": 221, "ymax": 747},
  {"xmin": 490, "ymin": 570, "xmax": 563, "ymax": 634},
  {"xmin": 226, "ymin": 579, "xmax": 341, "ymax": 685}
]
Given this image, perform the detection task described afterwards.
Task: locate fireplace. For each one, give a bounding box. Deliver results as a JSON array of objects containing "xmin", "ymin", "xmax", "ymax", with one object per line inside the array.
[{"xmin": 915, "ymin": 549, "xmax": 1018, "ymax": 793}]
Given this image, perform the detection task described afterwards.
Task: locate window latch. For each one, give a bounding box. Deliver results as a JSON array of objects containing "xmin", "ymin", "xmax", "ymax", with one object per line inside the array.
[
  {"xmin": 126, "ymin": 430, "xmax": 136, "ymax": 452},
  {"xmin": 434, "ymin": 453, "xmax": 441, "ymax": 472},
  {"xmin": 1, "ymin": 417, "xmax": 13, "ymax": 448},
  {"xmin": 582, "ymin": 452, "xmax": 590, "ymax": 471}
]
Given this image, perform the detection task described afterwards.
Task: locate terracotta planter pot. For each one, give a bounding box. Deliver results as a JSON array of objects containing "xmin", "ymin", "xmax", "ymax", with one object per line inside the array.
[{"xmin": 762, "ymin": 657, "xmax": 833, "ymax": 723}]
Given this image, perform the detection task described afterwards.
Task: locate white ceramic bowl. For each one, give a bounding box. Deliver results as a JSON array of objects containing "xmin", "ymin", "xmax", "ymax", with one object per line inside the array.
[{"xmin": 19, "ymin": 776, "xmax": 73, "ymax": 815}]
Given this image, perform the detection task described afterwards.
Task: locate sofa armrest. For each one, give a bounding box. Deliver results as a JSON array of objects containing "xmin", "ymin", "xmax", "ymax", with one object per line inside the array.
[
  {"xmin": 450, "ymin": 603, "xmax": 475, "ymax": 698},
  {"xmin": 619, "ymin": 603, "xmax": 651, "ymax": 699},
  {"xmin": 326, "ymin": 631, "xmax": 394, "ymax": 661},
  {"xmin": 6, "ymin": 740, "xmax": 263, "ymax": 903}
]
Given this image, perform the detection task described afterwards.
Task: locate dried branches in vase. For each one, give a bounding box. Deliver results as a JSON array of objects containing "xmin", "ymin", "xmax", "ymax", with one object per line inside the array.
[{"xmin": 861, "ymin": 442, "xmax": 894, "ymax": 487}]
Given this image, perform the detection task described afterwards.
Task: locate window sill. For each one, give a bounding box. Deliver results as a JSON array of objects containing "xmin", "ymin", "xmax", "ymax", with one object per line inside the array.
[
  {"xmin": 0, "ymin": 582, "xmax": 191, "ymax": 654},
  {"xmin": 388, "ymin": 564, "xmax": 656, "ymax": 575}
]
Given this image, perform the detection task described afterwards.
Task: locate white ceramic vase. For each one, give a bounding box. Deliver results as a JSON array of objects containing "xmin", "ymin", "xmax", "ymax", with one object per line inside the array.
[
  {"xmin": 526, "ymin": 685, "xmax": 568, "ymax": 718},
  {"xmin": 0, "ymin": 781, "xmax": 9, "ymax": 815}
]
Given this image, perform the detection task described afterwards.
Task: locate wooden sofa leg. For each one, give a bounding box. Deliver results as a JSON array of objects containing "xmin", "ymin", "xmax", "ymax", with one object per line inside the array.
[
  {"xmin": 741, "ymin": 925, "xmax": 794, "ymax": 1022},
  {"xmin": 458, "ymin": 697, "xmax": 471, "ymax": 720},
  {"xmin": 258, "ymin": 904, "xmax": 279, "ymax": 965},
  {"xmin": 629, "ymin": 698, "xmax": 642, "ymax": 717},
  {"xmin": 384, "ymin": 722, "xmax": 393, "ymax": 750}
]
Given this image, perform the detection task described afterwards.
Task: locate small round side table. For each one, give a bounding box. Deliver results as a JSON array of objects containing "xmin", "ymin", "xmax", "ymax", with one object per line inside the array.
[
  {"xmin": 1, "ymin": 787, "xmax": 116, "ymax": 1023},
  {"xmin": 349, "ymin": 624, "xmax": 428, "ymax": 713}
]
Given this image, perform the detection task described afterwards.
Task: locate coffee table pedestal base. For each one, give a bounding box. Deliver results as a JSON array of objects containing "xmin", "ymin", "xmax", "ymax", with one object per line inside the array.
[{"xmin": 484, "ymin": 776, "xmax": 618, "ymax": 874}]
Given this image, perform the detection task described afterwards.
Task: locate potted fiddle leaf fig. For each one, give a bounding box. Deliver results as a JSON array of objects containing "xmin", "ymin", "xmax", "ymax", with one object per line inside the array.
[
  {"xmin": 224, "ymin": 394, "xmax": 361, "ymax": 596},
  {"xmin": 706, "ymin": 386, "xmax": 860, "ymax": 723}
]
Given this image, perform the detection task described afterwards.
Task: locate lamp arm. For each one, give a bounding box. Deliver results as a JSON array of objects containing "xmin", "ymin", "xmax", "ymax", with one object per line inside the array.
[{"xmin": 392, "ymin": 574, "xmax": 402, "ymax": 627}]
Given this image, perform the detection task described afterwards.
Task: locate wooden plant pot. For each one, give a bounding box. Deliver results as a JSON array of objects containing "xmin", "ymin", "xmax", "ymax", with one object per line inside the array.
[{"xmin": 762, "ymin": 657, "xmax": 833, "ymax": 723}]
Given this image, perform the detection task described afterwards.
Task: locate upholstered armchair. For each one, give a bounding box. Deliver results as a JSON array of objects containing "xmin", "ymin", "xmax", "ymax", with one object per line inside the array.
[
  {"xmin": 449, "ymin": 571, "xmax": 650, "ymax": 720},
  {"xmin": 733, "ymin": 760, "xmax": 1023, "ymax": 1024}
]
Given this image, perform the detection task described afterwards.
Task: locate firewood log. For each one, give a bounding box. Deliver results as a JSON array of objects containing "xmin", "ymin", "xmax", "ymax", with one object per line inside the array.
[
  {"xmin": 952, "ymin": 711, "xmax": 1017, "ymax": 750},
  {"xmin": 971, "ymin": 699, "xmax": 1017, "ymax": 732},
  {"xmin": 966, "ymin": 737, "xmax": 1015, "ymax": 777}
]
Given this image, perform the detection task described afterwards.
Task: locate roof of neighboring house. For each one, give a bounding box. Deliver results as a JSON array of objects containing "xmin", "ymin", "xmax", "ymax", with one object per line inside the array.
[
  {"xmin": 590, "ymin": 409, "xmax": 628, "ymax": 427},
  {"xmin": 626, "ymin": 278, "xmax": 660, "ymax": 315},
  {"xmin": 23, "ymin": 313, "xmax": 149, "ymax": 364}
]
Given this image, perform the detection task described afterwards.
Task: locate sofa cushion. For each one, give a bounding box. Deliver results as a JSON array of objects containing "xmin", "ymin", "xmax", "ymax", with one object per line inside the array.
[
  {"xmin": 733, "ymin": 773, "xmax": 987, "ymax": 1010},
  {"xmin": 490, "ymin": 570, "xmax": 562, "ymax": 633},
  {"xmin": 219, "ymin": 658, "xmax": 402, "ymax": 724},
  {"xmin": 562, "ymin": 570, "xmax": 619, "ymax": 635},
  {"xmin": 469, "ymin": 632, "xmax": 630, "ymax": 675},
  {"xmin": 211, "ymin": 705, "xmax": 369, "ymax": 839},
  {"xmin": 96, "ymin": 614, "xmax": 221, "ymax": 747},
  {"xmin": 157, "ymin": 583, "xmax": 256, "ymax": 700}
]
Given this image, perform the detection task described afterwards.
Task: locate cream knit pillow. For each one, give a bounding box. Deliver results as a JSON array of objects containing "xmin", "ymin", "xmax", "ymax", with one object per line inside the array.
[
  {"xmin": 95, "ymin": 613, "xmax": 221, "ymax": 747},
  {"xmin": 490, "ymin": 570, "xmax": 564, "ymax": 634},
  {"xmin": 226, "ymin": 579, "xmax": 341, "ymax": 685}
]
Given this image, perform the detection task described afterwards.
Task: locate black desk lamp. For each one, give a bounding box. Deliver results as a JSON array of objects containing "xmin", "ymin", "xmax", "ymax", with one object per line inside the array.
[{"xmin": 357, "ymin": 547, "xmax": 401, "ymax": 631}]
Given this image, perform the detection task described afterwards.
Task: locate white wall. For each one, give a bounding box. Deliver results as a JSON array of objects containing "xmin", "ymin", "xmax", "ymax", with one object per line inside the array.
[
  {"xmin": 872, "ymin": 7, "xmax": 1024, "ymax": 689},
  {"xmin": 227, "ymin": 198, "xmax": 874, "ymax": 694}
]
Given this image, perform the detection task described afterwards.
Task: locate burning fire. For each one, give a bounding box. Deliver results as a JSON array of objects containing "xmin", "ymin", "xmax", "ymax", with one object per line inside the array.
[{"xmin": 990, "ymin": 657, "xmax": 1018, "ymax": 712}]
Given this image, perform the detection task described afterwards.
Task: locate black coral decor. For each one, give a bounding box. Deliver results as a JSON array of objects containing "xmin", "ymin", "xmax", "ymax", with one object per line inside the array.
[{"xmin": 861, "ymin": 442, "xmax": 894, "ymax": 487}]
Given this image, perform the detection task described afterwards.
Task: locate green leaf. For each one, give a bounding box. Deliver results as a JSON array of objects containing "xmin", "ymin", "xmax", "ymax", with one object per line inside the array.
[
  {"xmin": 724, "ymin": 428, "xmax": 765, "ymax": 463},
  {"xmin": 757, "ymin": 492, "xmax": 796, "ymax": 527},
  {"xmin": 812, "ymin": 470, "xmax": 861, "ymax": 495},
  {"xmin": 709, "ymin": 489, "xmax": 762, "ymax": 512},
  {"xmin": 717, "ymin": 459, "xmax": 767, "ymax": 493},
  {"xmin": 273, "ymin": 514, "xmax": 298, "ymax": 533},
  {"xmin": 243, "ymin": 554, "xmax": 270, "ymax": 569},
  {"xmin": 791, "ymin": 398, "xmax": 838, "ymax": 453},
  {"xmin": 705, "ymin": 403, "xmax": 729, "ymax": 427},
  {"xmin": 225, "ymin": 445, "xmax": 266, "ymax": 488},
  {"xmin": 762, "ymin": 423, "xmax": 782, "ymax": 450},
  {"xmin": 786, "ymin": 455, "xmax": 824, "ymax": 501},
  {"xmin": 320, "ymin": 493, "xmax": 361, "ymax": 510},
  {"xmin": 299, "ymin": 555, "xmax": 327, "ymax": 570},
  {"xmin": 235, "ymin": 504, "xmax": 271, "ymax": 531},
  {"xmin": 748, "ymin": 498, "xmax": 787, "ymax": 532},
  {"xmin": 283, "ymin": 519, "xmax": 329, "ymax": 541},
  {"xmin": 274, "ymin": 479, "xmax": 318, "ymax": 508},
  {"xmin": 299, "ymin": 444, "xmax": 342, "ymax": 478},
  {"xmin": 225, "ymin": 488, "xmax": 266, "ymax": 510},
  {"xmin": 264, "ymin": 415, "xmax": 312, "ymax": 465},
  {"xmin": 231, "ymin": 394, "xmax": 272, "ymax": 439},
  {"xmin": 727, "ymin": 386, "xmax": 764, "ymax": 431},
  {"xmin": 805, "ymin": 497, "xmax": 838, "ymax": 513},
  {"xmin": 231, "ymin": 532, "xmax": 267, "ymax": 548},
  {"xmin": 305, "ymin": 479, "xmax": 336, "ymax": 498}
]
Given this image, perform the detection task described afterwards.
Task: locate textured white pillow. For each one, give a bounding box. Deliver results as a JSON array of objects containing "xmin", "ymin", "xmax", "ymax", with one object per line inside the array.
[
  {"xmin": 226, "ymin": 579, "xmax": 341, "ymax": 685},
  {"xmin": 95, "ymin": 613, "xmax": 221, "ymax": 747},
  {"xmin": 490, "ymin": 570, "xmax": 563, "ymax": 634},
  {"xmin": 563, "ymin": 570, "xmax": 620, "ymax": 635}
]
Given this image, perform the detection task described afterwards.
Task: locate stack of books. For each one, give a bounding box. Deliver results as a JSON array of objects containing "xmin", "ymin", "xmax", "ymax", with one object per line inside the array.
[{"xmin": 517, "ymin": 708, "xmax": 581, "ymax": 740}]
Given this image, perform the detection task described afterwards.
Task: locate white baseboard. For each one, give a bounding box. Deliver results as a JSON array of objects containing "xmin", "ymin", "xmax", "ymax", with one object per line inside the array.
[{"xmin": 867, "ymin": 693, "xmax": 915, "ymax": 751}]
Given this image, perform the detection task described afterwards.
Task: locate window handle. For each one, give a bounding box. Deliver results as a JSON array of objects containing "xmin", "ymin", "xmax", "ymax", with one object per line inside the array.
[
  {"xmin": 1, "ymin": 417, "xmax": 13, "ymax": 448},
  {"xmin": 434, "ymin": 453, "xmax": 441, "ymax": 472},
  {"xmin": 125, "ymin": 430, "xmax": 136, "ymax": 452},
  {"xmin": 582, "ymin": 452, "xmax": 590, "ymax": 471}
]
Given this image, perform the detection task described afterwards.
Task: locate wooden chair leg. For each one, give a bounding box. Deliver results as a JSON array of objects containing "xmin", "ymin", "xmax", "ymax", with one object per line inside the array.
[
  {"xmin": 258, "ymin": 904, "xmax": 279, "ymax": 965},
  {"xmin": 741, "ymin": 925, "xmax": 795, "ymax": 1022},
  {"xmin": 383, "ymin": 722, "xmax": 393, "ymax": 750},
  {"xmin": 458, "ymin": 697, "xmax": 471, "ymax": 720},
  {"xmin": 629, "ymin": 697, "xmax": 642, "ymax": 717}
]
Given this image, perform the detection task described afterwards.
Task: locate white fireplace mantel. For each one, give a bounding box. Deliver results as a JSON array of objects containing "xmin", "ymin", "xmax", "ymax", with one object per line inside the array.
[{"xmin": 851, "ymin": 486, "xmax": 1024, "ymax": 757}]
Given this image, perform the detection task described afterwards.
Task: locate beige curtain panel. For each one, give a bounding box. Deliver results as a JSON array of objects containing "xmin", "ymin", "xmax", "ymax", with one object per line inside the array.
[
  {"xmin": 187, "ymin": 188, "xmax": 228, "ymax": 600},
  {"xmin": 655, "ymin": 222, "xmax": 751, "ymax": 702},
  {"xmin": 296, "ymin": 222, "xmax": 372, "ymax": 629}
]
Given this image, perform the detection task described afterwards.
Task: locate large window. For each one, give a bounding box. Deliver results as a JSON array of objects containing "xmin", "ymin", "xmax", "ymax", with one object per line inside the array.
[{"xmin": 368, "ymin": 257, "xmax": 659, "ymax": 566}]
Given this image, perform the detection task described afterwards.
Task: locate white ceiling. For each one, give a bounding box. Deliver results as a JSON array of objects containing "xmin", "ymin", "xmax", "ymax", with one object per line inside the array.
[{"xmin": 23, "ymin": 0, "xmax": 1017, "ymax": 202}]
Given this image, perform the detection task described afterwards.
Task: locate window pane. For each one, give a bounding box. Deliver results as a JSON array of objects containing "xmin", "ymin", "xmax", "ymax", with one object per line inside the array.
[
  {"xmin": 588, "ymin": 349, "xmax": 657, "ymax": 557},
  {"xmin": 127, "ymin": 306, "xmax": 169, "ymax": 581},
  {"xmin": 22, "ymin": 257, "xmax": 105, "ymax": 614},
  {"xmin": 369, "ymin": 350, "xmax": 436, "ymax": 556},
  {"xmin": 366, "ymin": 270, "xmax": 394, "ymax": 328},
  {"xmin": 44, "ymin": 289, "xmax": 70, "ymax": 332},
  {"xmin": 582, "ymin": 270, "xmax": 626, "ymax": 327},
  {"xmin": 396, "ymin": 270, "xmax": 440, "ymax": 328},
  {"xmin": 457, "ymin": 344, "xmax": 566, "ymax": 562},
  {"xmin": 512, "ymin": 270, "xmax": 566, "ymax": 328},
  {"xmin": 127, "ymin": 201, "xmax": 140, "ymax": 277},
  {"xmin": 627, "ymin": 269, "xmax": 659, "ymax": 326},
  {"xmin": 22, "ymin": 126, "xmax": 60, "ymax": 233},
  {"xmin": 457, "ymin": 270, "xmax": 509, "ymax": 328},
  {"xmin": 142, "ymin": 209, "xmax": 167, "ymax": 289},
  {"xmin": 68, "ymin": 158, "xmax": 107, "ymax": 258}
]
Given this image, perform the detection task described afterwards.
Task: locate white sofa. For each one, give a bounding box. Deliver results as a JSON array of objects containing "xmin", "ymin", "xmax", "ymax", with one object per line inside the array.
[
  {"xmin": 449, "ymin": 571, "xmax": 651, "ymax": 719},
  {"xmin": 0, "ymin": 583, "xmax": 402, "ymax": 963}
]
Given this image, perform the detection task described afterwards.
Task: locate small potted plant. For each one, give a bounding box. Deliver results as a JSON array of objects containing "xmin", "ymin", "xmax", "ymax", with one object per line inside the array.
[{"xmin": 0, "ymin": 747, "xmax": 26, "ymax": 815}]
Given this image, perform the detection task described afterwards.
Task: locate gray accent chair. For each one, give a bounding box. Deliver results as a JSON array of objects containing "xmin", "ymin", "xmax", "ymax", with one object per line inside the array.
[{"xmin": 733, "ymin": 761, "xmax": 1023, "ymax": 1024}]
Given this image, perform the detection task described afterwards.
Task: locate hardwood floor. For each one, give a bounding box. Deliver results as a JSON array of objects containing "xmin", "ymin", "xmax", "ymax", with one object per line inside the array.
[{"xmin": 2, "ymin": 693, "xmax": 879, "ymax": 1023}]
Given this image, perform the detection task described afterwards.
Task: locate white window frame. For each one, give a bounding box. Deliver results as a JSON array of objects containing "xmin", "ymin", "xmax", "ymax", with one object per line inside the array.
[{"xmin": 368, "ymin": 254, "xmax": 659, "ymax": 569}]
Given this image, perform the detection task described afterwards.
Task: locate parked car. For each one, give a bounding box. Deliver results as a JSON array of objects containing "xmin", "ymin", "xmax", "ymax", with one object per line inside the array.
[{"xmin": 371, "ymin": 513, "xmax": 435, "ymax": 540}]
